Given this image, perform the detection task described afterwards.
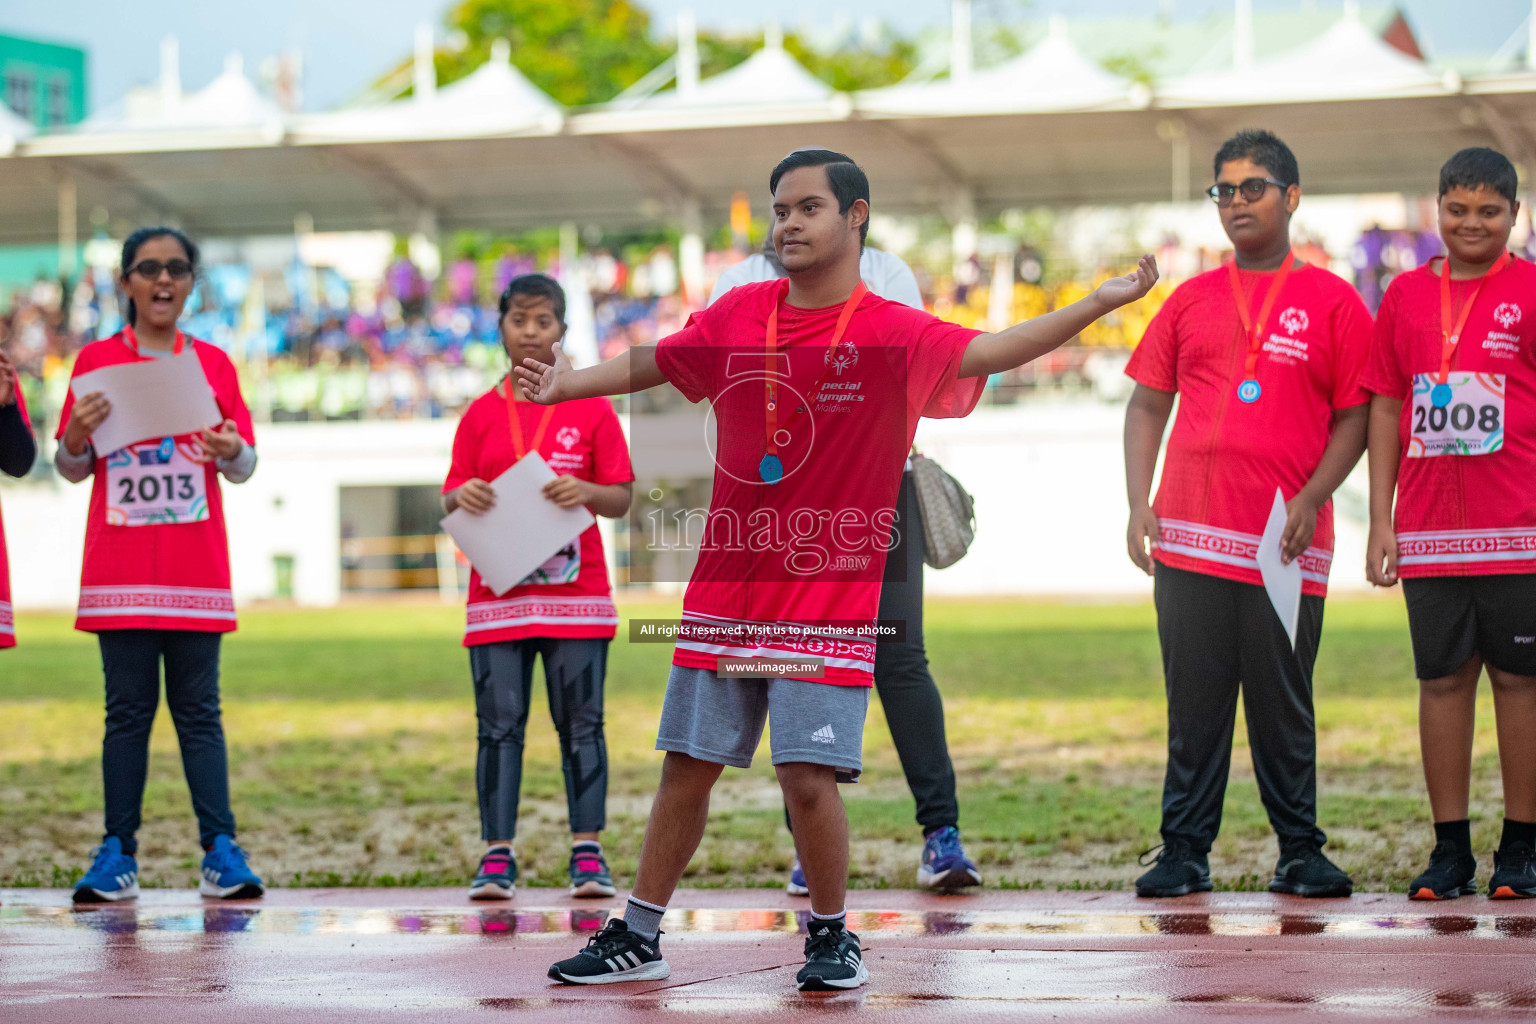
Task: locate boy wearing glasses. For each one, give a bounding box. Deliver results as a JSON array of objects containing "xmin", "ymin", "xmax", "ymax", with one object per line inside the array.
[{"xmin": 1123, "ymin": 129, "xmax": 1372, "ymax": 898}]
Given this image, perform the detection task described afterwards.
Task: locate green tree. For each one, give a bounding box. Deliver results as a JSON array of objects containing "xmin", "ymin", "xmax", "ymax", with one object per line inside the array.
[{"xmin": 426, "ymin": 0, "xmax": 670, "ymax": 107}]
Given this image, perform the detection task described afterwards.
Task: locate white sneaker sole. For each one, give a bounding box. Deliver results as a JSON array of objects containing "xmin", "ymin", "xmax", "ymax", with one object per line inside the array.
[
  {"xmin": 917, "ymin": 865, "xmax": 982, "ymax": 890},
  {"xmin": 786, "ymin": 880, "xmax": 810, "ymax": 896},
  {"xmin": 798, "ymin": 961, "xmax": 869, "ymax": 991},
  {"xmin": 199, "ymin": 879, "xmax": 264, "ymax": 899},
  {"xmin": 468, "ymin": 882, "xmax": 515, "ymax": 900},
  {"xmin": 571, "ymin": 879, "xmax": 616, "ymax": 898},
  {"xmin": 554, "ymin": 960, "xmax": 671, "ymax": 984},
  {"xmin": 73, "ymin": 881, "xmax": 140, "ymax": 903}
]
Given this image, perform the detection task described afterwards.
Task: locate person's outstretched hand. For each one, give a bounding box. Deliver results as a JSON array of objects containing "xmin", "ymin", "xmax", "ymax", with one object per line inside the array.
[
  {"xmin": 513, "ymin": 341, "xmax": 572, "ymax": 406},
  {"xmin": 1094, "ymin": 254, "xmax": 1160, "ymax": 309}
]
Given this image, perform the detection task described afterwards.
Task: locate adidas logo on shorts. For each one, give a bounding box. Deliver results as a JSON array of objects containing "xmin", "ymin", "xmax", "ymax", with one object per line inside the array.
[{"xmin": 812, "ymin": 725, "xmax": 836, "ymax": 744}]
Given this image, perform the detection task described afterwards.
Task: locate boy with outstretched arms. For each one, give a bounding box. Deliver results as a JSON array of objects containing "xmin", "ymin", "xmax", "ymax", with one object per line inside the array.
[
  {"xmin": 1124, "ymin": 130, "xmax": 1372, "ymax": 899},
  {"xmin": 1363, "ymin": 147, "xmax": 1536, "ymax": 900},
  {"xmin": 523, "ymin": 149, "xmax": 1157, "ymax": 991}
]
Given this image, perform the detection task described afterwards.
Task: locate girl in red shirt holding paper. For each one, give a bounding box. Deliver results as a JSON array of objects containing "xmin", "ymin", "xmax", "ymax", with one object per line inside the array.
[
  {"xmin": 442, "ymin": 274, "xmax": 633, "ymax": 901},
  {"xmin": 55, "ymin": 228, "xmax": 263, "ymax": 903}
]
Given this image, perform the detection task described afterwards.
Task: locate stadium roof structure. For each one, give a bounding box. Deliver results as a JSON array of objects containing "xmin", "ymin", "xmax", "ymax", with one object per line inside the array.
[
  {"xmin": 2, "ymin": 10, "xmax": 1536, "ymax": 248},
  {"xmin": 289, "ymin": 39, "xmax": 562, "ymax": 144},
  {"xmin": 1157, "ymin": 12, "xmax": 1454, "ymax": 105},
  {"xmin": 857, "ymin": 19, "xmax": 1137, "ymax": 116}
]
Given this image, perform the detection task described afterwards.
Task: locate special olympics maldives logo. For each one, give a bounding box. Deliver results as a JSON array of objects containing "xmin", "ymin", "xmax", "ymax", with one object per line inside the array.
[
  {"xmin": 556, "ymin": 426, "xmax": 581, "ymax": 450},
  {"xmin": 825, "ymin": 340, "xmax": 859, "ymax": 376},
  {"xmin": 1278, "ymin": 307, "xmax": 1309, "ymax": 335},
  {"xmin": 1494, "ymin": 302, "xmax": 1522, "ymax": 329}
]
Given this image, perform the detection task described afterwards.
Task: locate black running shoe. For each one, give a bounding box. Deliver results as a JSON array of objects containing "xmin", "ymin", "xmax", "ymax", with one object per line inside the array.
[
  {"xmin": 796, "ymin": 921, "xmax": 868, "ymax": 991},
  {"xmin": 1135, "ymin": 839, "xmax": 1212, "ymax": 898},
  {"xmin": 1488, "ymin": 841, "xmax": 1536, "ymax": 900},
  {"xmin": 1269, "ymin": 843, "xmax": 1353, "ymax": 898},
  {"xmin": 1408, "ymin": 840, "xmax": 1477, "ymax": 900},
  {"xmin": 547, "ymin": 919, "xmax": 670, "ymax": 984}
]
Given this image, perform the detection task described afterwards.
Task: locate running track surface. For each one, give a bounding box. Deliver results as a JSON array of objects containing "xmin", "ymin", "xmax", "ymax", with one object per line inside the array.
[{"xmin": 4, "ymin": 888, "xmax": 1536, "ymax": 1022}]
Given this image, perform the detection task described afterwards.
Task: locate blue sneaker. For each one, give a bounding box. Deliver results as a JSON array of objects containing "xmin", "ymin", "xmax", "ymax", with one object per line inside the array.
[
  {"xmin": 569, "ymin": 845, "xmax": 616, "ymax": 898},
  {"xmin": 469, "ymin": 846, "xmax": 516, "ymax": 900},
  {"xmin": 918, "ymin": 826, "xmax": 982, "ymax": 890},
  {"xmin": 73, "ymin": 836, "xmax": 140, "ymax": 904},
  {"xmin": 786, "ymin": 857, "xmax": 809, "ymax": 896},
  {"xmin": 199, "ymin": 835, "xmax": 264, "ymax": 899}
]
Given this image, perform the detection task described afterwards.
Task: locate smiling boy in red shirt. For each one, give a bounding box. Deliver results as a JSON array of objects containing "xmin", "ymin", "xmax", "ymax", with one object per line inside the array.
[{"xmin": 1364, "ymin": 147, "xmax": 1536, "ymax": 900}]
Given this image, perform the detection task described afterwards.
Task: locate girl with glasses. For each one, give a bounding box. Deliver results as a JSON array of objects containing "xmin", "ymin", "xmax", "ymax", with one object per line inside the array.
[{"xmin": 55, "ymin": 227, "xmax": 264, "ymax": 903}]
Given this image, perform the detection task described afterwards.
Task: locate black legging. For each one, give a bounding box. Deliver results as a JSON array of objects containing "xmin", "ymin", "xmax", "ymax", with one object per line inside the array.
[
  {"xmin": 99, "ymin": 630, "xmax": 236, "ymax": 854},
  {"xmin": 469, "ymin": 636, "xmax": 609, "ymax": 840},
  {"xmin": 787, "ymin": 470, "xmax": 960, "ymax": 834}
]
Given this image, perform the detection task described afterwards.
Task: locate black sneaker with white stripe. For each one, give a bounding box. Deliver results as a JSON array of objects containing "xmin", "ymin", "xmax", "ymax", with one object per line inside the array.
[
  {"xmin": 796, "ymin": 921, "xmax": 868, "ymax": 991},
  {"xmin": 547, "ymin": 918, "xmax": 670, "ymax": 984}
]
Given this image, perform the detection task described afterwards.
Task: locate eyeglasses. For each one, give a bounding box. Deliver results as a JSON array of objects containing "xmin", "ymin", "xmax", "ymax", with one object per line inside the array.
[
  {"xmin": 1206, "ymin": 177, "xmax": 1290, "ymax": 207},
  {"xmin": 128, "ymin": 259, "xmax": 194, "ymax": 280}
]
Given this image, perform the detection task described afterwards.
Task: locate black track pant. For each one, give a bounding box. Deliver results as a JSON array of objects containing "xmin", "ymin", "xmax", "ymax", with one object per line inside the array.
[
  {"xmin": 99, "ymin": 630, "xmax": 235, "ymax": 854},
  {"xmin": 1153, "ymin": 564, "xmax": 1327, "ymax": 853},
  {"xmin": 469, "ymin": 636, "xmax": 609, "ymax": 840},
  {"xmin": 785, "ymin": 470, "xmax": 960, "ymax": 835}
]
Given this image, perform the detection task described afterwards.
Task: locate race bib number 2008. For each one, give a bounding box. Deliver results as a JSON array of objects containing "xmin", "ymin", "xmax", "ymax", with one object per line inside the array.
[
  {"xmin": 1408, "ymin": 372, "xmax": 1506, "ymax": 458},
  {"xmin": 105, "ymin": 438, "xmax": 209, "ymax": 526}
]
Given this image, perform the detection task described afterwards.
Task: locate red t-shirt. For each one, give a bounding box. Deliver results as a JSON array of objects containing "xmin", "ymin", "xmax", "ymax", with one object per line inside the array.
[
  {"xmin": 654, "ymin": 279, "xmax": 985, "ymax": 686},
  {"xmin": 0, "ymin": 373, "xmax": 29, "ymax": 649},
  {"xmin": 1362, "ymin": 256, "xmax": 1536, "ymax": 577},
  {"xmin": 1125, "ymin": 262, "xmax": 1373, "ymax": 597},
  {"xmin": 443, "ymin": 386, "xmax": 633, "ymax": 645},
  {"xmin": 56, "ymin": 335, "xmax": 255, "ymax": 633}
]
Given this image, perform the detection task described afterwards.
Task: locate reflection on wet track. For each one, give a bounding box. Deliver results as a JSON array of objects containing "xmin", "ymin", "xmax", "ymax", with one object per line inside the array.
[
  {"xmin": 5, "ymin": 894, "xmax": 1536, "ymax": 1020},
  {"xmin": 6, "ymin": 903, "xmax": 1535, "ymax": 939}
]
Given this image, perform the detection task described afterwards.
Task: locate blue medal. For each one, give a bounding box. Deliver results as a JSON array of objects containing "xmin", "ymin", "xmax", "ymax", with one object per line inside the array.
[
  {"xmin": 1430, "ymin": 382, "xmax": 1452, "ymax": 409},
  {"xmin": 758, "ymin": 453, "xmax": 784, "ymax": 484},
  {"xmin": 1237, "ymin": 379, "xmax": 1261, "ymax": 404}
]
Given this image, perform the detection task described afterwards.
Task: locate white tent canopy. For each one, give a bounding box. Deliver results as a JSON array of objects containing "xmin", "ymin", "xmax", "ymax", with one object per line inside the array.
[
  {"xmin": 0, "ymin": 102, "xmax": 34, "ymax": 156},
  {"xmin": 82, "ymin": 53, "xmax": 286, "ymax": 135},
  {"xmin": 578, "ymin": 40, "xmax": 850, "ymax": 133},
  {"xmin": 649, "ymin": 42, "xmax": 833, "ymax": 108},
  {"xmin": 1159, "ymin": 12, "xmax": 1452, "ymax": 106},
  {"xmin": 859, "ymin": 19, "xmax": 1138, "ymax": 116},
  {"xmin": 291, "ymin": 39, "xmax": 562, "ymax": 144}
]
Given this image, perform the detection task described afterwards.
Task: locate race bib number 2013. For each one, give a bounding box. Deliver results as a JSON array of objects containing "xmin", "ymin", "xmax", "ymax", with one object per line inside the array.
[
  {"xmin": 105, "ymin": 438, "xmax": 209, "ymax": 526},
  {"xmin": 1408, "ymin": 372, "xmax": 1506, "ymax": 458}
]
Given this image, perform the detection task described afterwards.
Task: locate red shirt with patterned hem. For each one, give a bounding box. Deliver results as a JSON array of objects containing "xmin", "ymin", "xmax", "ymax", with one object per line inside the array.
[
  {"xmin": 654, "ymin": 279, "xmax": 985, "ymax": 686},
  {"xmin": 56, "ymin": 334, "xmax": 255, "ymax": 633},
  {"xmin": 1125, "ymin": 262, "xmax": 1373, "ymax": 598},
  {"xmin": 444, "ymin": 385, "xmax": 633, "ymax": 646},
  {"xmin": 1362, "ymin": 256, "xmax": 1536, "ymax": 578}
]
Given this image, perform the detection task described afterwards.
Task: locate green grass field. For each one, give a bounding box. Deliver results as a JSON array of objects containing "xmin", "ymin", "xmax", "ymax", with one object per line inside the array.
[{"xmin": 0, "ymin": 596, "xmax": 1515, "ymax": 892}]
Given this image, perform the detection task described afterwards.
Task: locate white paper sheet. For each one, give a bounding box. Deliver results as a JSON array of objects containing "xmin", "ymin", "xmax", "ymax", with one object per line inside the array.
[
  {"xmin": 70, "ymin": 353, "xmax": 224, "ymax": 455},
  {"xmin": 1255, "ymin": 487, "xmax": 1303, "ymax": 650},
  {"xmin": 440, "ymin": 452, "xmax": 595, "ymax": 596}
]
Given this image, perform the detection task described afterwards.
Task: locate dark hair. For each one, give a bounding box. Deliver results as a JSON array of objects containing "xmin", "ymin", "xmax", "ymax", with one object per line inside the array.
[
  {"xmin": 1213, "ymin": 129, "xmax": 1300, "ymax": 188},
  {"xmin": 498, "ymin": 273, "xmax": 566, "ymax": 324},
  {"xmin": 1439, "ymin": 147, "xmax": 1518, "ymax": 206},
  {"xmin": 120, "ymin": 227, "xmax": 199, "ymax": 327},
  {"xmin": 769, "ymin": 149, "xmax": 870, "ymax": 246}
]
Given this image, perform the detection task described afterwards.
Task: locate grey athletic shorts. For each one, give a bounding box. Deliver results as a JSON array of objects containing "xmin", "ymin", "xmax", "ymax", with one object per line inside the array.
[{"xmin": 656, "ymin": 665, "xmax": 869, "ymax": 782}]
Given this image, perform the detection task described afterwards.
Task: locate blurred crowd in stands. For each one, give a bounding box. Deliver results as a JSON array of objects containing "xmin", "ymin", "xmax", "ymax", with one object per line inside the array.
[{"xmin": 6, "ymin": 224, "xmax": 1532, "ymax": 434}]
